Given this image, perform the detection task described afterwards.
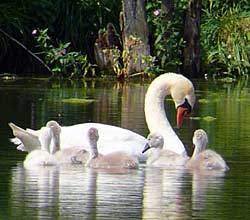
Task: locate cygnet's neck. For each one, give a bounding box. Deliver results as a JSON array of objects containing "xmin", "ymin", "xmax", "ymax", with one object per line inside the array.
[
  {"xmin": 89, "ymin": 139, "xmax": 98, "ymax": 159},
  {"xmin": 191, "ymin": 143, "xmax": 206, "ymax": 160},
  {"xmin": 147, "ymin": 148, "xmax": 162, "ymax": 165},
  {"xmin": 145, "ymin": 75, "xmax": 186, "ymax": 156},
  {"xmin": 39, "ymin": 127, "xmax": 52, "ymax": 152},
  {"xmin": 50, "ymin": 131, "xmax": 60, "ymax": 154}
]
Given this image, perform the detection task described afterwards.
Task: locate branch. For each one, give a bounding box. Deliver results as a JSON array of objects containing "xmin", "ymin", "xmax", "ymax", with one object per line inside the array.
[{"xmin": 0, "ymin": 28, "xmax": 53, "ymax": 75}]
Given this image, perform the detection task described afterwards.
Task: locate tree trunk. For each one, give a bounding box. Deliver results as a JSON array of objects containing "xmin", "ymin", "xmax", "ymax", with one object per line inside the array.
[
  {"xmin": 121, "ymin": 0, "xmax": 150, "ymax": 77},
  {"xmin": 183, "ymin": 0, "xmax": 201, "ymax": 78},
  {"xmin": 161, "ymin": 0, "xmax": 174, "ymax": 18},
  {"xmin": 94, "ymin": 23, "xmax": 122, "ymax": 75}
]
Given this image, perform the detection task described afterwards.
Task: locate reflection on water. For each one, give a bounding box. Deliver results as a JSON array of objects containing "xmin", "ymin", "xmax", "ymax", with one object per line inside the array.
[
  {"xmin": 10, "ymin": 163, "xmax": 229, "ymax": 220},
  {"xmin": 10, "ymin": 163, "xmax": 145, "ymax": 219},
  {"xmin": 1, "ymin": 78, "xmax": 250, "ymax": 219},
  {"xmin": 142, "ymin": 167, "xmax": 190, "ymax": 219}
]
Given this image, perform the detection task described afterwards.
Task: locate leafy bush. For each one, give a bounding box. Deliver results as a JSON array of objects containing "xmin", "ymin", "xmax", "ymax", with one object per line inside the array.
[
  {"xmin": 146, "ymin": 0, "xmax": 188, "ymax": 72},
  {"xmin": 34, "ymin": 28, "xmax": 94, "ymax": 78},
  {"xmin": 201, "ymin": 1, "xmax": 250, "ymax": 76}
]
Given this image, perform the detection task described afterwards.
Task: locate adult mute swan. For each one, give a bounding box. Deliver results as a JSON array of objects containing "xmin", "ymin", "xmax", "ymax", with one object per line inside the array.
[
  {"xmin": 142, "ymin": 132, "xmax": 189, "ymax": 168},
  {"xmin": 145, "ymin": 73, "xmax": 195, "ymax": 156},
  {"xmin": 186, "ymin": 129, "xmax": 229, "ymax": 171},
  {"xmin": 9, "ymin": 72, "xmax": 195, "ymax": 159},
  {"xmin": 85, "ymin": 127, "xmax": 138, "ymax": 169}
]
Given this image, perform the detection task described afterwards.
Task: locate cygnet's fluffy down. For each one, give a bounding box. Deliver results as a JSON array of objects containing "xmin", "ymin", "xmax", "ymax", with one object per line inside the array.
[
  {"xmin": 86, "ymin": 127, "xmax": 139, "ymax": 169},
  {"xmin": 142, "ymin": 132, "xmax": 189, "ymax": 168},
  {"xmin": 186, "ymin": 129, "xmax": 229, "ymax": 171},
  {"xmin": 23, "ymin": 120, "xmax": 89, "ymax": 168}
]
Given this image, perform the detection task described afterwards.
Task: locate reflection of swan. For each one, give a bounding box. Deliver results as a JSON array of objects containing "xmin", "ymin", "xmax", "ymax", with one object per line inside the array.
[
  {"xmin": 10, "ymin": 162, "xmax": 145, "ymax": 219},
  {"xmin": 9, "ymin": 73, "xmax": 195, "ymax": 158},
  {"xmin": 142, "ymin": 167, "xmax": 189, "ymax": 219},
  {"xmin": 187, "ymin": 129, "xmax": 229, "ymax": 171},
  {"xmin": 142, "ymin": 132, "xmax": 189, "ymax": 168},
  {"xmin": 86, "ymin": 127, "xmax": 138, "ymax": 169},
  {"xmin": 191, "ymin": 169, "xmax": 227, "ymax": 216}
]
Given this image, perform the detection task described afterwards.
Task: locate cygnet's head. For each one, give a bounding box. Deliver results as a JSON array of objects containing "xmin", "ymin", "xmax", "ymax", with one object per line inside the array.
[
  {"xmin": 142, "ymin": 132, "xmax": 164, "ymax": 153},
  {"xmin": 88, "ymin": 127, "xmax": 99, "ymax": 142},
  {"xmin": 192, "ymin": 129, "xmax": 208, "ymax": 152},
  {"xmin": 46, "ymin": 120, "xmax": 61, "ymax": 136}
]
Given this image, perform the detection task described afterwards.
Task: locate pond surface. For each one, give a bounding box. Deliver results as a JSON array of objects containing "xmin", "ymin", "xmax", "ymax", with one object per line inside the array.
[{"xmin": 0, "ymin": 77, "xmax": 250, "ymax": 219}]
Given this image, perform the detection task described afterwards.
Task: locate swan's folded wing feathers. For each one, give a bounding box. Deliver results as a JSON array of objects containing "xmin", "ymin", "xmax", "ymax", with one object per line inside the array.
[
  {"xmin": 8, "ymin": 122, "xmax": 41, "ymax": 152},
  {"xmin": 200, "ymin": 149, "xmax": 228, "ymax": 170}
]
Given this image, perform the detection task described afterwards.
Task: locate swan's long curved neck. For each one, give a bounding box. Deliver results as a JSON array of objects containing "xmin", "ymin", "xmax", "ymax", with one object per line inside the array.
[{"xmin": 145, "ymin": 75, "xmax": 186, "ymax": 156}]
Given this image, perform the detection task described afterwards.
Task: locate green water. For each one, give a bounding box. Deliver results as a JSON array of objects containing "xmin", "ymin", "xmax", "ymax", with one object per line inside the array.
[{"xmin": 0, "ymin": 77, "xmax": 250, "ymax": 219}]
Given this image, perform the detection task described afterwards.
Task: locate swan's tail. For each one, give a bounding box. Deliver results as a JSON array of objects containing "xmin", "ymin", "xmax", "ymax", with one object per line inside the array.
[{"xmin": 8, "ymin": 122, "xmax": 41, "ymax": 152}]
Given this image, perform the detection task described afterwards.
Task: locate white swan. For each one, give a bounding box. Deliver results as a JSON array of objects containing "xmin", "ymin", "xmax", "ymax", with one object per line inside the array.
[
  {"xmin": 85, "ymin": 127, "xmax": 139, "ymax": 169},
  {"xmin": 9, "ymin": 72, "xmax": 195, "ymax": 158},
  {"xmin": 142, "ymin": 132, "xmax": 189, "ymax": 168},
  {"xmin": 186, "ymin": 129, "xmax": 229, "ymax": 171},
  {"xmin": 9, "ymin": 121, "xmax": 147, "ymax": 161},
  {"xmin": 145, "ymin": 73, "xmax": 195, "ymax": 156}
]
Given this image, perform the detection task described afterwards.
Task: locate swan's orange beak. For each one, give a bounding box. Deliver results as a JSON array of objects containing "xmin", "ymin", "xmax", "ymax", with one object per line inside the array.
[{"xmin": 176, "ymin": 106, "xmax": 189, "ymax": 129}]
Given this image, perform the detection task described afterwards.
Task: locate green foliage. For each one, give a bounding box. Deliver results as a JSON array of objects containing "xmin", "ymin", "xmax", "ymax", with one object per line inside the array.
[
  {"xmin": 34, "ymin": 29, "xmax": 94, "ymax": 78},
  {"xmin": 0, "ymin": 0, "xmax": 121, "ymax": 75},
  {"xmin": 52, "ymin": 0, "xmax": 122, "ymax": 53},
  {"xmin": 201, "ymin": 1, "xmax": 250, "ymax": 76},
  {"xmin": 146, "ymin": 0, "xmax": 188, "ymax": 72}
]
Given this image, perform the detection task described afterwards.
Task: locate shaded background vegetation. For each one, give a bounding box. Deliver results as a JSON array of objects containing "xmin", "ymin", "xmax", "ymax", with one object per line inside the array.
[{"xmin": 0, "ymin": 0, "xmax": 249, "ymax": 77}]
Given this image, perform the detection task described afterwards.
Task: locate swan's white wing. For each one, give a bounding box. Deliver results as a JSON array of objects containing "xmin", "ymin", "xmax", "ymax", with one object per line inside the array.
[
  {"xmin": 59, "ymin": 123, "xmax": 147, "ymax": 160},
  {"xmin": 9, "ymin": 122, "xmax": 147, "ymax": 160},
  {"xmin": 9, "ymin": 123, "xmax": 41, "ymax": 152}
]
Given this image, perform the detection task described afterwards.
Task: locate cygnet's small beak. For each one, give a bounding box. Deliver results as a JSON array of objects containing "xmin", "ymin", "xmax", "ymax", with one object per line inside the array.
[{"xmin": 142, "ymin": 143, "xmax": 151, "ymax": 154}]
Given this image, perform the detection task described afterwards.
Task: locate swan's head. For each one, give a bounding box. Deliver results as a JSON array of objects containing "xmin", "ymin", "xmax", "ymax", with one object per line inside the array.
[
  {"xmin": 142, "ymin": 132, "xmax": 164, "ymax": 153},
  {"xmin": 46, "ymin": 120, "xmax": 61, "ymax": 128},
  {"xmin": 176, "ymin": 94, "xmax": 195, "ymax": 129},
  {"xmin": 46, "ymin": 120, "xmax": 61, "ymax": 137},
  {"xmin": 88, "ymin": 127, "xmax": 99, "ymax": 142},
  {"xmin": 46, "ymin": 120, "xmax": 61, "ymax": 153},
  {"xmin": 171, "ymin": 78, "xmax": 195, "ymax": 129},
  {"xmin": 192, "ymin": 129, "xmax": 208, "ymax": 152}
]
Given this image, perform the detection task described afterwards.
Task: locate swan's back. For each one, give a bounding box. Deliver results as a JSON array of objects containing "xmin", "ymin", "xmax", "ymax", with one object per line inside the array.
[
  {"xmin": 88, "ymin": 152, "xmax": 139, "ymax": 169},
  {"xmin": 187, "ymin": 149, "xmax": 229, "ymax": 171},
  {"xmin": 59, "ymin": 123, "xmax": 147, "ymax": 159}
]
